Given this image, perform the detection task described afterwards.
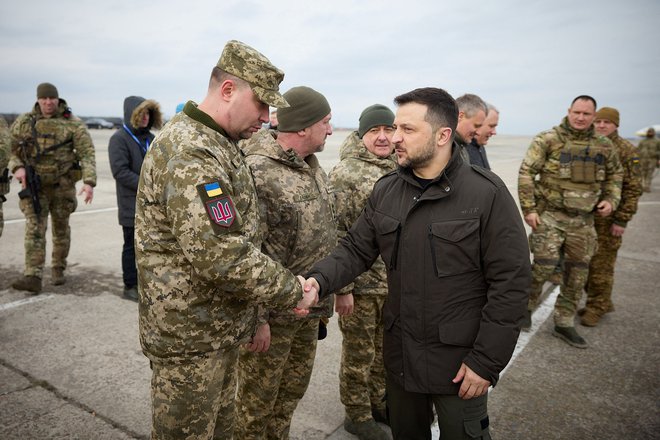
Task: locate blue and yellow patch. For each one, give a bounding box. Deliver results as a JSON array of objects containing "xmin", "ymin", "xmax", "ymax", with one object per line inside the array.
[
  {"xmin": 204, "ymin": 182, "xmax": 223, "ymax": 197},
  {"xmin": 196, "ymin": 180, "xmax": 235, "ymax": 230}
]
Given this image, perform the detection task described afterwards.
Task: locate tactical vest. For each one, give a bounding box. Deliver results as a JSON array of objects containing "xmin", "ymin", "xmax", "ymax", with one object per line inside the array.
[{"xmin": 544, "ymin": 138, "xmax": 607, "ymax": 214}]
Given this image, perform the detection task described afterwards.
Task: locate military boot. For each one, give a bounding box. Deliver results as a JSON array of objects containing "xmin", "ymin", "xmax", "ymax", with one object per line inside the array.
[
  {"xmin": 11, "ymin": 276, "xmax": 42, "ymax": 294},
  {"xmin": 123, "ymin": 286, "xmax": 139, "ymax": 302},
  {"xmin": 52, "ymin": 268, "xmax": 65, "ymax": 286},
  {"xmin": 344, "ymin": 417, "xmax": 389, "ymax": 440},
  {"xmin": 580, "ymin": 309, "xmax": 602, "ymax": 327},
  {"xmin": 552, "ymin": 326, "xmax": 588, "ymax": 349}
]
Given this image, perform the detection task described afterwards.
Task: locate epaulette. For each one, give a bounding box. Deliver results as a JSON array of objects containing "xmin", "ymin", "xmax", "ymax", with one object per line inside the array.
[{"xmin": 470, "ymin": 165, "xmax": 505, "ymax": 188}]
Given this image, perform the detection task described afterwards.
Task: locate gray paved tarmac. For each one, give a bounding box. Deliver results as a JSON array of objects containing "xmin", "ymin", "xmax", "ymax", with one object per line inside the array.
[{"xmin": 1, "ymin": 129, "xmax": 658, "ymax": 439}]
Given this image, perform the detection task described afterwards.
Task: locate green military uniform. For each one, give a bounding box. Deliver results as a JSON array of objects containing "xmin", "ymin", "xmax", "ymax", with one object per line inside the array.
[
  {"xmin": 136, "ymin": 40, "xmax": 300, "ymax": 440},
  {"xmin": 583, "ymin": 129, "xmax": 642, "ymax": 321},
  {"xmin": 518, "ymin": 117, "xmax": 623, "ymax": 330},
  {"xmin": 235, "ymin": 128, "xmax": 337, "ymax": 440},
  {"xmin": 0, "ymin": 117, "xmax": 11, "ymax": 236},
  {"xmin": 9, "ymin": 100, "xmax": 96, "ymax": 280},
  {"xmin": 637, "ymin": 132, "xmax": 660, "ymax": 192},
  {"xmin": 329, "ymin": 130, "xmax": 397, "ymax": 424}
]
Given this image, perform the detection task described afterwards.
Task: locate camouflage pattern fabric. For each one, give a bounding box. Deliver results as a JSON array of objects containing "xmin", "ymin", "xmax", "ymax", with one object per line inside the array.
[
  {"xmin": 637, "ymin": 137, "xmax": 660, "ymax": 191},
  {"xmin": 518, "ymin": 117, "xmax": 622, "ymax": 216},
  {"xmin": 9, "ymin": 101, "xmax": 96, "ymax": 276},
  {"xmin": 235, "ymin": 318, "xmax": 317, "ymax": 439},
  {"xmin": 151, "ymin": 349, "xmax": 238, "ymax": 440},
  {"xmin": 339, "ymin": 294, "xmax": 387, "ymax": 422},
  {"xmin": 234, "ymin": 129, "xmax": 338, "ymax": 438},
  {"xmin": 528, "ymin": 210, "xmax": 598, "ymax": 327},
  {"xmin": 329, "ymin": 131, "xmax": 396, "ymax": 421},
  {"xmin": 136, "ymin": 104, "xmax": 303, "ymax": 438},
  {"xmin": 584, "ymin": 132, "xmax": 643, "ymax": 315},
  {"xmin": 519, "ymin": 118, "xmax": 623, "ymax": 327},
  {"xmin": 0, "ymin": 117, "xmax": 10, "ymax": 237}
]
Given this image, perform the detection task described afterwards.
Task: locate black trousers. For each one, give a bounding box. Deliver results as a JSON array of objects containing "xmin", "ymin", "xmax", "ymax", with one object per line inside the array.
[
  {"xmin": 386, "ymin": 373, "xmax": 491, "ymax": 440},
  {"xmin": 121, "ymin": 226, "xmax": 137, "ymax": 288}
]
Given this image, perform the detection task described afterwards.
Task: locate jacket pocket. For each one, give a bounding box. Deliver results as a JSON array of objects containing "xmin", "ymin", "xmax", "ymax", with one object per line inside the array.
[
  {"xmin": 429, "ymin": 219, "xmax": 480, "ymax": 277},
  {"xmin": 438, "ymin": 317, "xmax": 481, "ymax": 347},
  {"xmin": 372, "ymin": 210, "xmax": 401, "ymax": 270}
]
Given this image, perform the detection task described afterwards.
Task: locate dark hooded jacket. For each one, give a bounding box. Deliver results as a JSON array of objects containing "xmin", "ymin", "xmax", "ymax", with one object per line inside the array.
[
  {"xmin": 108, "ymin": 96, "xmax": 162, "ymax": 226},
  {"xmin": 307, "ymin": 144, "xmax": 531, "ymax": 394}
]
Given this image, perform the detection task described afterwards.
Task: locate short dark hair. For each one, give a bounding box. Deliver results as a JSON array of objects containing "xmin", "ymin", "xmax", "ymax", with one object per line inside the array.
[
  {"xmin": 209, "ymin": 66, "xmax": 248, "ymax": 90},
  {"xmin": 571, "ymin": 95, "xmax": 597, "ymax": 109},
  {"xmin": 394, "ymin": 88, "xmax": 458, "ymax": 136}
]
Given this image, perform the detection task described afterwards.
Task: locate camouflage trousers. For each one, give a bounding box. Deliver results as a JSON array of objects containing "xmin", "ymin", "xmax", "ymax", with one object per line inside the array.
[
  {"xmin": 150, "ymin": 349, "xmax": 238, "ymax": 440},
  {"xmin": 529, "ymin": 210, "xmax": 597, "ymax": 327},
  {"xmin": 234, "ymin": 317, "xmax": 318, "ymax": 440},
  {"xmin": 339, "ymin": 293, "xmax": 386, "ymax": 422},
  {"xmin": 584, "ymin": 218, "xmax": 622, "ymax": 315},
  {"xmin": 640, "ymin": 160, "xmax": 656, "ymax": 191},
  {"xmin": 18, "ymin": 179, "xmax": 77, "ymax": 278}
]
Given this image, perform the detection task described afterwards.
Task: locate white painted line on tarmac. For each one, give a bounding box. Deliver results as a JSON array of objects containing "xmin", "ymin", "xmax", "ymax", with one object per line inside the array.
[
  {"xmin": 500, "ymin": 284, "xmax": 560, "ymax": 378},
  {"xmin": 637, "ymin": 201, "xmax": 660, "ymax": 206},
  {"xmin": 4, "ymin": 207, "xmax": 117, "ymax": 225},
  {"xmin": 0, "ymin": 294, "xmax": 56, "ymax": 311}
]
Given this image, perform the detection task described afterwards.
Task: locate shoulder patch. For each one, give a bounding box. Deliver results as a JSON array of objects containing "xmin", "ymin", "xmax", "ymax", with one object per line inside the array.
[{"xmin": 196, "ymin": 181, "xmax": 236, "ymax": 229}]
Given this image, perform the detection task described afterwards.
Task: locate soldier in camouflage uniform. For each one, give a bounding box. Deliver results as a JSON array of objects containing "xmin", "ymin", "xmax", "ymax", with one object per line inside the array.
[
  {"xmin": 518, "ymin": 95, "xmax": 623, "ymax": 348},
  {"xmin": 0, "ymin": 116, "xmax": 11, "ymax": 237},
  {"xmin": 135, "ymin": 41, "xmax": 317, "ymax": 440},
  {"xmin": 9, "ymin": 83, "xmax": 96, "ymax": 293},
  {"xmin": 234, "ymin": 86, "xmax": 336, "ymax": 440},
  {"xmin": 329, "ymin": 104, "xmax": 397, "ymax": 440},
  {"xmin": 637, "ymin": 128, "xmax": 660, "ymax": 192},
  {"xmin": 579, "ymin": 107, "xmax": 642, "ymax": 326}
]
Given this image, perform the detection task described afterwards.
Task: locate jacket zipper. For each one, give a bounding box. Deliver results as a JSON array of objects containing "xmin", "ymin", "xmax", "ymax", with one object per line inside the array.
[
  {"xmin": 428, "ymin": 227, "xmax": 439, "ymax": 277},
  {"xmin": 389, "ymin": 224, "xmax": 402, "ymax": 271}
]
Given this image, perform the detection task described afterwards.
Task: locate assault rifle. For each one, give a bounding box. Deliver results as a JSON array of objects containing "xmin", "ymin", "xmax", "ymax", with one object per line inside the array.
[{"xmin": 17, "ymin": 140, "xmax": 41, "ymax": 216}]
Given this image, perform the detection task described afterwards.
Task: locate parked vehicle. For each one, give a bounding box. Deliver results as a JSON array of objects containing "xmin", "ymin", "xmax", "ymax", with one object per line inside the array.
[{"xmin": 85, "ymin": 118, "xmax": 114, "ymax": 129}]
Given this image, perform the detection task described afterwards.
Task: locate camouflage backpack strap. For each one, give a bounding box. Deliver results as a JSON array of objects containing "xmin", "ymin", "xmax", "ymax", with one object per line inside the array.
[{"xmin": 29, "ymin": 115, "xmax": 73, "ymax": 161}]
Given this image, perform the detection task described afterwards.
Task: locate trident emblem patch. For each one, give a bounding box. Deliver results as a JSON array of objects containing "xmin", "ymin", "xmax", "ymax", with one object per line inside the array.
[{"xmin": 205, "ymin": 196, "xmax": 236, "ymax": 228}]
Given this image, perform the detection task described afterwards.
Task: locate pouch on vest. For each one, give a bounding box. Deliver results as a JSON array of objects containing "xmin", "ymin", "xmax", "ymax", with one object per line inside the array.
[{"xmin": 69, "ymin": 161, "xmax": 82, "ymax": 182}]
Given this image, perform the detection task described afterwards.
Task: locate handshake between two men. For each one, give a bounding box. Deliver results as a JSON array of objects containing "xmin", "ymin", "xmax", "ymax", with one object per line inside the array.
[{"xmin": 293, "ymin": 276, "xmax": 322, "ymax": 317}]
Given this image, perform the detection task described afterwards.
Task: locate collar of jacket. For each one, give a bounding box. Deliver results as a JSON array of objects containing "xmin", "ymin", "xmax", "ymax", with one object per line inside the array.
[
  {"xmin": 396, "ymin": 141, "xmax": 463, "ymax": 198},
  {"xmin": 558, "ymin": 116, "xmax": 595, "ymax": 141},
  {"xmin": 183, "ymin": 101, "xmax": 229, "ymax": 138},
  {"xmin": 244, "ymin": 129, "xmax": 320, "ymax": 170},
  {"xmin": 455, "ymin": 132, "xmax": 468, "ymax": 147}
]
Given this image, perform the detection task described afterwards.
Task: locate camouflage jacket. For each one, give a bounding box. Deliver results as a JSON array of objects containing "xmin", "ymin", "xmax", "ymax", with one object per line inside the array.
[
  {"xmin": 9, "ymin": 100, "xmax": 96, "ymax": 187},
  {"xmin": 637, "ymin": 137, "xmax": 660, "ymax": 163},
  {"xmin": 329, "ymin": 131, "xmax": 397, "ymax": 296},
  {"xmin": 241, "ymin": 129, "xmax": 337, "ymax": 319},
  {"xmin": 602, "ymin": 131, "xmax": 642, "ymax": 226},
  {"xmin": 518, "ymin": 117, "xmax": 623, "ymax": 216},
  {"xmin": 135, "ymin": 103, "xmax": 302, "ymax": 363},
  {"xmin": 0, "ymin": 117, "xmax": 10, "ymax": 196}
]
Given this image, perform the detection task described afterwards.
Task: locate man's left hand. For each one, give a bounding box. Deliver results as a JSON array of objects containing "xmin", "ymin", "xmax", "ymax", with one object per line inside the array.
[
  {"xmin": 452, "ymin": 363, "xmax": 491, "ymax": 400},
  {"xmin": 596, "ymin": 200, "xmax": 613, "ymax": 217}
]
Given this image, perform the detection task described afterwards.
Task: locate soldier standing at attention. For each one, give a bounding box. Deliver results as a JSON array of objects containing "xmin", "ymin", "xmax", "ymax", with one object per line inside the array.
[
  {"xmin": 329, "ymin": 104, "xmax": 397, "ymax": 440},
  {"xmin": 0, "ymin": 116, "xmax": 10, "ymax": 237},
  {"xmin": 234, "ymin": 86, "xmax": 336, "ymax": 440},
  {"xmin": 637, "ymin": 127, "xmax": 660, "ymax": 192},
  {"xmin": 9, "ymin": 83, "xmax": 96, "ymax": 293},
  {"xmin": 518, "ymin": 95, "xmax": 623, "ymax": 347},
  {"xmin": 135, "ymin": 41, "xmax": 318, "ymax": 440},
  {"xmin": 108, "ymin": 96, "xmax": 163, "ymax": 302},
  {"xmin": 580, "ymin": 107, "xmax": 642, "ymax": 326}
]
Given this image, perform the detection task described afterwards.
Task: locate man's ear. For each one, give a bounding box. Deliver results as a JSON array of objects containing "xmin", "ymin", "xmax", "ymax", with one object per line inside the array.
[
  {"xmin": 436, "ymin": 127, "xmax": 453, "ymax": 147},
  {"xmin": 219, "ymin": 79, "xmax": 236, "ymax": 102}
]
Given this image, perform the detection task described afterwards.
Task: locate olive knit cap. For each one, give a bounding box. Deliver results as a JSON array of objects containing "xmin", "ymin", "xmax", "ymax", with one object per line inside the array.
[
  {"xmin": 358, "ymin": 104, "xmax": 395, "ymax": 138},
  {"xmin": 595, "ymin": 107, "xmax": 619, "ymax": 127},
  {"xmin": 277, "ymin": 86, "xmax": 331, "ymax": 132},
  {"xmin": 37, "ymin": 82, "xmax": 58, "ymax": 99}
]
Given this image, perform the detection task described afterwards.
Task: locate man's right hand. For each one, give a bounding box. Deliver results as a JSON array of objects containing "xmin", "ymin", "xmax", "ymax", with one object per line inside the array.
[
  {"xmin": 524, "ymin": 212, "xmax": 540, "ymax": 230},
  {"xmin": 13, "ymin": 167, "xmax": 26, "ymax": 189}
]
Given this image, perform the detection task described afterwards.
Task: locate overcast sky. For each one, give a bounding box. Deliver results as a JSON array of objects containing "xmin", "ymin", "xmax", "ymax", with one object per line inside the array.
[{"xmin": 1, "ymin": 0, "xmax": 658, "ymax": 136}]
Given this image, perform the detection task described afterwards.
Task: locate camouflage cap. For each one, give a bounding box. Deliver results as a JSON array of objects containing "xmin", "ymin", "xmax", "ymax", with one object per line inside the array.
[{"xmin": 217, "ymin": 40, "xmax": 289, "ymax": 108}]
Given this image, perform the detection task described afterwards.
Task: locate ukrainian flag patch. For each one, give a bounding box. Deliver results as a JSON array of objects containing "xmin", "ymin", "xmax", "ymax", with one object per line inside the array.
[{"xmin": 204, "ymin": 182, "xmax": 223, "ymax": 197}]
